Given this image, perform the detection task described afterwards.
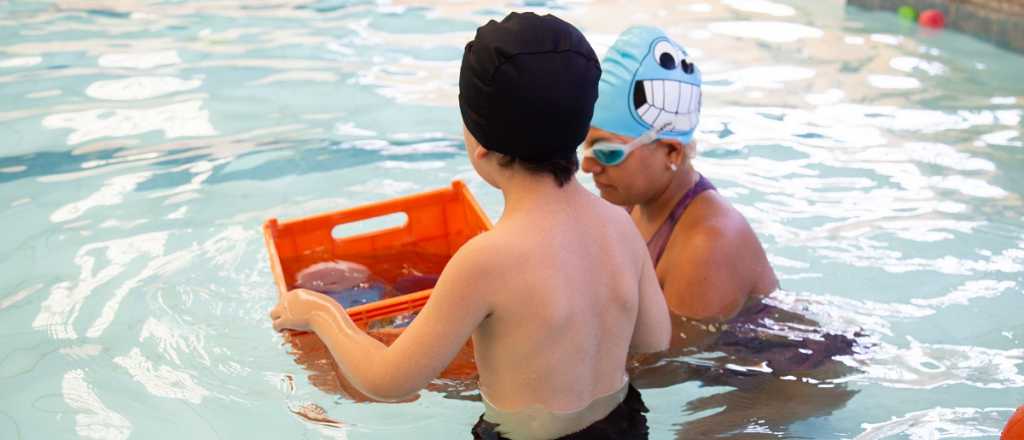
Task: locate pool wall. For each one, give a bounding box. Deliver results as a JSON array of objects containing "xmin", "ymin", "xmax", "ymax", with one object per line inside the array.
[{"xmin": 847, "ymin": 0, "xmax": 1024, "ymax": 53}]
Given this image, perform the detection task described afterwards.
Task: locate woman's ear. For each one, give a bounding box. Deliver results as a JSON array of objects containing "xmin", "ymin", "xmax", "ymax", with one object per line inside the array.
[{"xmin": 659, "ymin": 139, "xmax": 687, "ymax": 166}]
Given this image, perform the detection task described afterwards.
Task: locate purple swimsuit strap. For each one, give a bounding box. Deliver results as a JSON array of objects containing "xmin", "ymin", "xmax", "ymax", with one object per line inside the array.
[{"xmin": 647, "ymin": 174, "xmax": 716, "ymax": 265}]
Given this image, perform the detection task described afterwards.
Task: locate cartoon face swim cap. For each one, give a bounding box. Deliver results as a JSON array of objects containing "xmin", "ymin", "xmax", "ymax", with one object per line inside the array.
[{"xmin": 592, "ymin": 27, "xmax": 702, "ymax": 144}]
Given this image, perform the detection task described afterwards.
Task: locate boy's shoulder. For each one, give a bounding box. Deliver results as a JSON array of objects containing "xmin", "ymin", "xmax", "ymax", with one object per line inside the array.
[
  {"xmin": 448, "ymin": 216, "xmax": 571, "ymax": 272},
  {"xmin": 436, "ymin": 229, "xmax": 534, "ymax": 301},
  {"xmin": 457, "ymin": 226, "xmax": 532, "ymax": 263},
  {"xmin": 586, "ymin": 190, "xmax": 638, "ymax": 226},
  {"xmin": 444, "ymin": 230, "xmax": 516, "ymax": 275}
]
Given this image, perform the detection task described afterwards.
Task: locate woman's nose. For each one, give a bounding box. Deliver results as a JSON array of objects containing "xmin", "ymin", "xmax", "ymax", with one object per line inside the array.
[{"xmin": 581, "ymin": 155, "xmax": 603, "ymax": 174}]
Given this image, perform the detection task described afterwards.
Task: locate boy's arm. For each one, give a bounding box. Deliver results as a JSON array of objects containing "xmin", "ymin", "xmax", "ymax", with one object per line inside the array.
[
  {"xmin": 630, "ymin": 254, "xmax": 671, "ymax": 353},
  {"xmin": 271, "ymin": 238, "xmax": 494, "ymax": 401}
]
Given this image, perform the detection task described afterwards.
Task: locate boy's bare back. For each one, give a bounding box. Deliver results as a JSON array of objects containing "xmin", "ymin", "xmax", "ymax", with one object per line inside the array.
[{"xmin": 457, "ymin": 181, "xmax": 666, "ymax": 411}]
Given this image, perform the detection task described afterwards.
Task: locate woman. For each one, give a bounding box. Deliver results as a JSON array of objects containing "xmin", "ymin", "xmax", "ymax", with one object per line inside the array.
[
  {"xmin": 583, "ymin": 26, "xmax": 778, "ymax": 329},
  {"xmin": 584, "ymin": 27, "xmax": 857, "ymax": 369},
  {"xmin": 583, "ymin": 27, "xmax": 860, "ymax": 438}
]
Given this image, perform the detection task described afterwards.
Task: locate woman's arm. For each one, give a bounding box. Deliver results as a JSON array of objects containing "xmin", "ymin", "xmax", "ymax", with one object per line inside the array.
[{"xmin": 660, "ymin": 224, "xmax": 750, "ymax": 321}]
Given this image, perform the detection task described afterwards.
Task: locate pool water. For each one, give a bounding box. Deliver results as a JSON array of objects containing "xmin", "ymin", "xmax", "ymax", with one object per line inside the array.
[{"xmin": 1, "ymin": 0, "xmax": 1022, "ymax": 438}]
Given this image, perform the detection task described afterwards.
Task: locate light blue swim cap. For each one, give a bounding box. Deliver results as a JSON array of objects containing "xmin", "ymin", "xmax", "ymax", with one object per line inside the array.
[{"xmin": 592, "ymin": 27, "xmax": 702, "ymax": 143}]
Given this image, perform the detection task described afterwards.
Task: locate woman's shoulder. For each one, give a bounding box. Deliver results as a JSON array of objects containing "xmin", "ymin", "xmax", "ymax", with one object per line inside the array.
[
  {"xmin": 676, "ymin": 190, "xmax": 756, "ymax": 248},
  {"xmin": 661, "ymin": 191, "xmax": 767, "ymax": 280},
  {"xmin": 660, "ymin": 189, "xmax": 778, "ymax": 311}
]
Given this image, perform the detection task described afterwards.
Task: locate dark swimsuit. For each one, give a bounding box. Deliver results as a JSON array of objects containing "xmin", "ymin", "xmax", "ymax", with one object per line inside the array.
[
  {"xmin": 472, "ymin": 384, "xmax": 650, "ymax": 440},
  {"xmin": 644, "ymin": 174, "xmax": 717, "ymax": 264},
  {"xmin": 645, "ymin": 174, "xmax": 856, "ymax": 375}
]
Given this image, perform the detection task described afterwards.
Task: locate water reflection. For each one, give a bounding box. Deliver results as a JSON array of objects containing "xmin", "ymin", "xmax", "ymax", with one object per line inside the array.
[
  {"xmin": 85, "ymin": 76, "xmax": 203, "ymax": 101},
  {"xmin": 868, "ymin": 74, "xmax": 921, "ymax": 89},
  {"xmin": 32, "ymin": 231, "xmax": 169, "ymax": 339},
  {"xmin": 856, "ymin": 407, "xmax": 1012, "ymax": 439},
  {"xmin": 707, "ymin": 21, "xmax": 823, "ymax": 43},
  {"xmin": 42, "ymin": 100, "xmax": 217, "ymax": 145},
  {"xmin": 97, "ymin": 51, "xmax": 181, "ymax": 70},
  {"xmin": 0, "ymin": 56, "xmax": 43, "ymax": 68},
  {"xmin": 721, "ymin": 0, "xmax": 795, "ymax": 17},
  {"xmin": 841, "ymin": 338, "xmax": 1024, "ymax": 389},
  {"xmin": 50, "ymin": 172, "xmax": 153, "ymax": 223},
  {"xmin": 113, "ymin": 347, "xmax": 210, "ymax": 404},
  {"xmin": 62, "ymin": 369, "xmax": 132, "ymax": 440}
]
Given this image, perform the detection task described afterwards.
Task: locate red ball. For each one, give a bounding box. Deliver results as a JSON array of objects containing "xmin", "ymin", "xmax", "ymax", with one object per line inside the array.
[
  {"xmin": 918, "ymin": 9, "xmax": 946, "ymax": 29},
  {"xmin": 1005, "ymin": 406, "xmax": 1024, "ymax": 440}
]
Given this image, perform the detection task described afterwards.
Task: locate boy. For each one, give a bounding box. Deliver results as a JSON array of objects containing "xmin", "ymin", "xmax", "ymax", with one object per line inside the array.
[{"xmin": 271, "ymin": 12, "xmax": 669, "ymax": 439}]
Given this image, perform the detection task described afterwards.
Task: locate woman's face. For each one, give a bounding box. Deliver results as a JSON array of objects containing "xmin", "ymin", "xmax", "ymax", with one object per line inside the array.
[{"xmin": 582, "ymin": 127, "xmax": 672, "ymax": 206}]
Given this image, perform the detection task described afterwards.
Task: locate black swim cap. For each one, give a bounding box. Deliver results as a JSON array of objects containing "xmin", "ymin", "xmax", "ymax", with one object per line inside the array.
[{"xmin": 459, "ymin": 12, "xmax": 600, "ymax": 163}]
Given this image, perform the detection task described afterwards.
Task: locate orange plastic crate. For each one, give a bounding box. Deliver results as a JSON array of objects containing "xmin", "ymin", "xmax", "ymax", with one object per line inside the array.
[
  {"xmin": 263, "ymin": 180, "xmax": 492, "ymax": 327},
  {"xmin": 1006, "ymin": 406, "xmax": 1024, "ymax": 440}
]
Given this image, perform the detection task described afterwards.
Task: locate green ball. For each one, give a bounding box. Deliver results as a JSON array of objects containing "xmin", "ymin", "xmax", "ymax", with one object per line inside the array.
[{"xmin": 898, "ymin": 6, "xmax": 917, "ymax": 22}]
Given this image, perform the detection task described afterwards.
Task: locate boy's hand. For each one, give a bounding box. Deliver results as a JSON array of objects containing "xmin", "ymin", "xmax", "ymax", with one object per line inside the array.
[{"xmin": 270, "ymin": 288, "xmax": 335, "ymax": 332}]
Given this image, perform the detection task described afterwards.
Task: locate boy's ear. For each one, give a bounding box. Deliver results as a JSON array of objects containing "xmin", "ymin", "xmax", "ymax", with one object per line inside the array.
[{"xmin": 474, "ymin": 145, "xmax": 490, "ymax": 161}]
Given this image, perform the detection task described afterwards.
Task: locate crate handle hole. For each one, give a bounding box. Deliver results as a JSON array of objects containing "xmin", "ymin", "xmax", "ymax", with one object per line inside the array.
[{"xmin": 331, "ymin": 212, "xmax": 409, "ymax": 239}]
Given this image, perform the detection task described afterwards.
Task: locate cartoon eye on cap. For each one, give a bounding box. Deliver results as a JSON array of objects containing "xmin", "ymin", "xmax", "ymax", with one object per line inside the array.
[
  {"xmin": 681, "ymin": 59, "xmax": 695, "ymax": 74},
  {"xmin": 653, "ymin": 40, "xmax": 685, "ymax": 70}
]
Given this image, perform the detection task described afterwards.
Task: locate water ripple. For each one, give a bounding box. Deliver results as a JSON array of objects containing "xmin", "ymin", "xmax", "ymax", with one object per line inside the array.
[
  {"xmin": 62, "ymin": 369, "xmax": 132, "ymax": 440},
  {"xmin": 857, "ymin": 407, "xmax": 1012, "ymax": 439},
  {"xmin": 113, "ymin": 347, "xmax": 210, "ymax": 404}
]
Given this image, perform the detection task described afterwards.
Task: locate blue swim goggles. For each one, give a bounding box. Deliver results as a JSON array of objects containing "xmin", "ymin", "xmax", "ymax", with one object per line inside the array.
[{"xmin": 583, "ymin": 121, "xmax": 671, "ymax": 166}]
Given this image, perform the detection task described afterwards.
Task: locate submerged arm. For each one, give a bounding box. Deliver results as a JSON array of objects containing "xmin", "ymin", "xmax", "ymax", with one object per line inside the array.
[{"xmin": 271, "ymin": 239, "xmax": 493, "ymax": 401}]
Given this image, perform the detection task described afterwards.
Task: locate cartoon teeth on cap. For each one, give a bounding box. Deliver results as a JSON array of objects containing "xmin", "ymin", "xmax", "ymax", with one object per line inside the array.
[
  {"xmin": 629, "ymin": 38, "xmax": 701, "ymax": 135},
  {"xmin": 593, "ymin": 27, "xmax": 703, "ymax": 144}
]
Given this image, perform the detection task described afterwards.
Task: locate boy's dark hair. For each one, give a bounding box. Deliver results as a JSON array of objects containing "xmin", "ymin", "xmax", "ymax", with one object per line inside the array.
[{"xmin": 496, "ymin": 154, "xmax": 579, "ymax": 187}]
